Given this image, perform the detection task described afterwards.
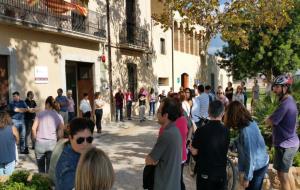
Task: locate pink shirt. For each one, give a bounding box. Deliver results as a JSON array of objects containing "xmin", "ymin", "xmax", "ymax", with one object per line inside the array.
[{"xmin": 158, "ymin": 116, "xmax": 188, "ymax": 161}]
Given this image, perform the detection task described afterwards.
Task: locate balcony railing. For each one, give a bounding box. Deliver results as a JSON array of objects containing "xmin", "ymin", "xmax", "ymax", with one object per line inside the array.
[
  {"xmin": 0, "ymin": 0, "xmax": 106, "ymax": 38},
  {"xmin": 119, "ymin": 22, "xmax": 149, "ymax": 49}
]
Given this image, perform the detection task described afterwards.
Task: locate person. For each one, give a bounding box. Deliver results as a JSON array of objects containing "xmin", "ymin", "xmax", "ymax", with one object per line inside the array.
[
  {"xmin": 241, "ymin": 81, "xmax": 247, "ymax": 108},
  {"xmin": 67, "ymin": 90, "xmax": 75, "ymax": 122},
  {"xmin": 182, "ymin": 89, "xmax": 191, "ymax": 117},
  {"xmin": 0, "ymin": 111, "xmax": 19, "ymax": 176},
  {"xmin": 0, "ymin": 96, "xmax": 8, "ymax": 111},
  {"xmin": 56, "ymin": 118, "xmax": 95, "ymax": 190},
  {"xmin": 125, "ymin": 89, "xmax": 133, "ymax": 120},
  {"xmin": 216, "ymin": 86, "xmax": 229, "ymax": 107},
  {"xmin": 233, "ymin": 85, "xmax": 244, "ymax": 105},
  {"xmin": 225, "ymin": 101, "xmax": 269, "ymax": 190},
  {"xmin": 167, "ymin": 87, "xmax": 174, "ymax": 97},
  {"xmin": 145, "ymin": 97, "xmax": 182, "ymax": 190},
  {"xmin": 158, "ymin": 90, "xmax": 166, "ymax": 102},
  {"xmin": 148, "ymin": 88, "xmax": 156, "ymax": 116},
  {"xmin": 193, "ymin": 85, "xmax": 209, "ymax": 128},
  {"xmin": 190, "ymin": 100, "xmax": 229, "ymax": 190},
  {"xmin": 75, "ymin": 147, "xmax": 115, "ymax": 190},
  {"xmin": 251, "ymin": 79, "xmax": 260, "ymax": 109},
  {"xmin": 55, "ymin": 88, "xmax": 69, "ymax": 125},
  {"xmin": 205, "ymin": 85, "xmax": 215, "ymax": 103},
  {"xmin": 225, "ymin": 82, "xmax": 234, "ymax": 102},
  {"xmin": 24, "ymin": 91, "xmax": 37, "ymax": 151},
  {"xmin": 265, "ymin": 75, "xmax": 299, "ymax": 190},
  {"xmin": 138, "ymin": 88, "xmax": 146, "ymax": 122},
  {"xmin": 8, "ymin": 91, "xmax": 28, "ymax": 154},
  {"xmin": 32, "ymin": 96, "xmax": 64, "ymax": 173},
  {"xmin": 114, "ymin": 88, "xmax": 124, "ymax": 122},
  {"xmin": 158, "ymin": 93, "xmax": 188, "ymax": 190},
  {"xmin": 94, "ymin": 92, "xmax": 104, "ymax": 133},
  {"xmin": 79, "ymin": 93, "xmax": 92, "ymax": 119}
]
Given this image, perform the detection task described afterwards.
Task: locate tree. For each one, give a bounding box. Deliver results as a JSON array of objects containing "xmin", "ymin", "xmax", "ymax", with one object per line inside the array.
[
  {"xmin": 153, "ymin": 0, "xmax": 294, "ymax": 51},
  {"xmin": 217, "ymin": 0, "xmax": 300, "ymax": 80}
]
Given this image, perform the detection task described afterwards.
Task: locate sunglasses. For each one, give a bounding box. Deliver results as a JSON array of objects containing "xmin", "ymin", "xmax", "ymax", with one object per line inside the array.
[{"xmin": 76, "ymin": 136, "xmax": 93, "ymax": 144}]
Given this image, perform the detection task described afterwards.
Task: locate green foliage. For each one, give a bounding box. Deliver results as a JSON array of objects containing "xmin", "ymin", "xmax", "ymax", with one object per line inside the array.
[
  {"xmin": 293, "ymin": 152, "xmax": 300, "ymax": 167},
  {"xmin": 8, "ymin": 170, "xmax": 30, "ymax": 185},
  {"xmin": 252, "ymin": 95, "xmax": 278, "ymax": 147},
  {"xmin": 153, "ymin": 0, "xmax": 294, "ymax": 51},
  {"xmin": 217, "ymin": 0, "xmax": 300, "ymax": 80},
  {"xmin": 30, "ymin": 174, "xmax": 52, "ymax": 190},
  {"xmin": 0, "ymin": 171, "xmax": 52, "ymax": 190}
]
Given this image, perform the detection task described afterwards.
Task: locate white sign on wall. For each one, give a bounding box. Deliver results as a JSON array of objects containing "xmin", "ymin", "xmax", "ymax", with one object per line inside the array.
[{"xmin": 35, "ymin": 66, "xmax": 48, "ymax": 84}]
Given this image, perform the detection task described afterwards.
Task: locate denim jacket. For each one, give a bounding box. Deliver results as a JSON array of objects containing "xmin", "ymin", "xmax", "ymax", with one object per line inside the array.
[
  {"xmin": 55, "ymin": 144, "xmax": 80, "ymax": 190},
  {"xmin": 236, "ymin": 121, "xmax": 269, "ymax": 181}
]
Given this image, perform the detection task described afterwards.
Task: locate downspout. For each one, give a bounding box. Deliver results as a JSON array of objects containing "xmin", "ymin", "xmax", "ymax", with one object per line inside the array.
[{"xmin": 106, "ymin": 0, "xmax": 113, "ymax": 120}]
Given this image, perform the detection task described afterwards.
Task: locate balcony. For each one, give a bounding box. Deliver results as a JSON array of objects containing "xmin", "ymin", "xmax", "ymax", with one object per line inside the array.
[
  {"xmin": 0, "ymin": 0, "xmax": 106, "ymax": 40},
  {"xmin": 119, "ymin": 22, "xmax": 149, "ymax": 51}
]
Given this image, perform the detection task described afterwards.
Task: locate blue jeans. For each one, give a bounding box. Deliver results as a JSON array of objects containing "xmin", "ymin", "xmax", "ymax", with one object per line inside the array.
[
  {"xmin": 12, "ymin": 119, "xmax": 26, "ymax": 152},
  {"xmin": 149, "ymin": 102, "xmax": 155, "ymax": 116},
  {"xmin": 116, "ymin": 106, "xmax": 123, "ymax": 121},
  {"xmin": 68, "ymin": 112, "xmax": 75, "ymax": 122},
  {"xmin": 246, "ymin": 164, "xmax": 268, "ymax": 190},
  {"xmin": 0, "ymin": 160, "xmax": 15, "ymax": 176}
]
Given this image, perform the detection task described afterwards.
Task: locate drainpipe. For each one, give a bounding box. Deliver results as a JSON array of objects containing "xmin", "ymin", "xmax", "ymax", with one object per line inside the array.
[
  {"xmin": 171, "ymin": 10, "xmax": 174, "ymax": 89},
  {"xmin": 106, "ymin": 0, "xmax": 113, "ymax": 120}
]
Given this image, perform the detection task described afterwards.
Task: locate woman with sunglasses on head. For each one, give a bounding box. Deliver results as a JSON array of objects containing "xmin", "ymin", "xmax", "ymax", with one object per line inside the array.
[
  {"xmin": 55, "ymin": 118, "xmax": 95, "ymax": 190},
  {"xmin": 32, "ymin": 96, "xmax": 64, "ymax": 173},
  {"xmin": 216, "ymin": 86, "xmax": 229, "ymax": 107}
]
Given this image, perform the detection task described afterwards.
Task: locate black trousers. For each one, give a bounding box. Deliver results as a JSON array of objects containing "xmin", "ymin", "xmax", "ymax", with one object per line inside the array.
[
  {"xmin": 95, "ymin": 109, "xmax": 103, "ymax": 130},
  {"xmin": 83, "ymin": 111, "xmax": 91, "ymax": 119},
  {"xmin": 196, "ymin": 174, "xmax": 226, "ymax": 190}
]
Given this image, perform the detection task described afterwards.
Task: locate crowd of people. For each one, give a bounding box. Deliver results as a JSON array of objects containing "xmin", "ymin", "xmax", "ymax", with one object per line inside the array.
[{"xmin": 0, "ymin": 74, "xmax": 298, "ymax": 190}]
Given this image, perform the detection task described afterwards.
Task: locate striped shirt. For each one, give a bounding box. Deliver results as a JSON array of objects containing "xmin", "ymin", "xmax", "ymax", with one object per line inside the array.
[{"xmin": 196, "ymin": 93, "xmax": 209, "ymax": 119}]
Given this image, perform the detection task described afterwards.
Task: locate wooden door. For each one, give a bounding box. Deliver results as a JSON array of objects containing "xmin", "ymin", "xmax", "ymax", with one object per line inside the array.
[
  {"xmin": 77, "ymin": 63, "xmax": 94, "ymax": 116},
  {"xmin": 0, "ymin": 55, "xmax": 8, "ymax": 110},
  {"xmin": 181, "ymin": 73, "xmax": 189, "ymax": 88}
]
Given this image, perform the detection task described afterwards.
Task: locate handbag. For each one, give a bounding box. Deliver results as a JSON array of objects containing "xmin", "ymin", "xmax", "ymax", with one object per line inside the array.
[{"xmin": 143, "ymin": 165, "xmax": 155, "ymax": 190}]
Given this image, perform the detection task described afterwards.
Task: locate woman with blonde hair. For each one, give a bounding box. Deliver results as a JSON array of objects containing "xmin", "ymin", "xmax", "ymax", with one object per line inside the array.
[
  {"xmin": 0, "ymin": 111, "xmax": 19, "ymax": 176},
  {"xmin": 75, "ymin": 147, "xmax": 114, "ymax": 190}
]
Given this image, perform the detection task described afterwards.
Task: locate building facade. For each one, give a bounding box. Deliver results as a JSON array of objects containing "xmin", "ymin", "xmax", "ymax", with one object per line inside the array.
[
  {"xmin": 151, "ymin": 0, "xmax": 232, "ymax": 94},
  {"xmin": 0, "ymin": 0, "xmax": 230, "ymax": 121}
]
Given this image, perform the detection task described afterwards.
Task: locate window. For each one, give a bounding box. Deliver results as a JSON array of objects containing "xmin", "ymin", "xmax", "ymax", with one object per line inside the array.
[
  {"xmin": 160, "ymin": 38, "xmax": 166, "ymax": 54},
  {"xmin": 127, "ymin": 63, "xmax": 137, "ymax": 99},
  {"xmin": 158, "ymin": 77, "xmax": 169, "ymax": 86}
]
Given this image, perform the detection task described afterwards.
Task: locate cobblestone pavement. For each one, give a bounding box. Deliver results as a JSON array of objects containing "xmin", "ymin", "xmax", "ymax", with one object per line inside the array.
[{"xmin": 17, "ymin": 116, "xmax": 196, "ymax": 190}]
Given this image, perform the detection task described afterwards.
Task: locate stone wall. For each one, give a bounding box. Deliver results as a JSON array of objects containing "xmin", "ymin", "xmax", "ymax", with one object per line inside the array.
[{"xmin": 235, "ymin": 165, "xmax": 300, "ymax": 190}]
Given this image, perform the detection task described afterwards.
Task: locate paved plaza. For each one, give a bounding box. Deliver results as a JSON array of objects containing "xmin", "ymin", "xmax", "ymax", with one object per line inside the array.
[{"xmin": 16, "ymin": 116, "xmax": 196, "ymax": 190}]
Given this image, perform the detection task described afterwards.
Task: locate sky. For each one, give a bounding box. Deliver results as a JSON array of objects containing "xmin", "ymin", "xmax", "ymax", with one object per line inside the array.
[{"xmin": 207, "ymin": 0, "xmax": 228, "ymax": 55}]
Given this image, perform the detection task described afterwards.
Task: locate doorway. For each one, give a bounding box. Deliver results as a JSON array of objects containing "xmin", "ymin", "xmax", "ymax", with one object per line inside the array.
[
  {"xmin": 0, "ymin": 55, "xmax": 9, "ymax": 110},
  {"xmin": 181, "ymin": 73, "xmax": 189, "ymax": 88},
  {"xmin": 66, "ymin": 61, "xmax": 94, "ymax": 116}
]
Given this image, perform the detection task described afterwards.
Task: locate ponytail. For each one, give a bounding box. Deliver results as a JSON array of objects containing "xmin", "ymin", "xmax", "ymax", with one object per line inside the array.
[{"xmin": 45, "ymin": 96, "xmax": 60, "ymax": 111}]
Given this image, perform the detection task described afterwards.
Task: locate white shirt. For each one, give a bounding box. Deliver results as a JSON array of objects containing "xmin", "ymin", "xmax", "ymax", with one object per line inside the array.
[
  {"xmin": 79, "ymin": 99, "xmax": 92, "ymax": 113},
  {"xmin": 94, "ymin": 98, "xmax": 105, "ymax": 110}
]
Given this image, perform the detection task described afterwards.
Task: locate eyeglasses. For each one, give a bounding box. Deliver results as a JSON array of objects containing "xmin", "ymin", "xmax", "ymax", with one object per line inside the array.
[
  {"xmin": 217, "ymin": 92, "xmax": 223, "ymax": 94},
  {"xmin": 76, "ymin": 136, "xmax": 93, "ymax": 144}
]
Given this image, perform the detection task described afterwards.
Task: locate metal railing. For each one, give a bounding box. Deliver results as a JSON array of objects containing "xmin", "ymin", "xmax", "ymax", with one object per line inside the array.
[
  {"xmin": 0, "ymin": 0, "xmax": 106, "ymax": 38},
  {"xmin": 119, "ymin": 22, "xmax": 149, "ymax": 49}
]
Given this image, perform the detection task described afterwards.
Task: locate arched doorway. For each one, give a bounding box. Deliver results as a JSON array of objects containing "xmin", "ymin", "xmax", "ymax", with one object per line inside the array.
[{"xmin": 181, "ymin": 73, "xmax": 189, "ymax": 88}]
